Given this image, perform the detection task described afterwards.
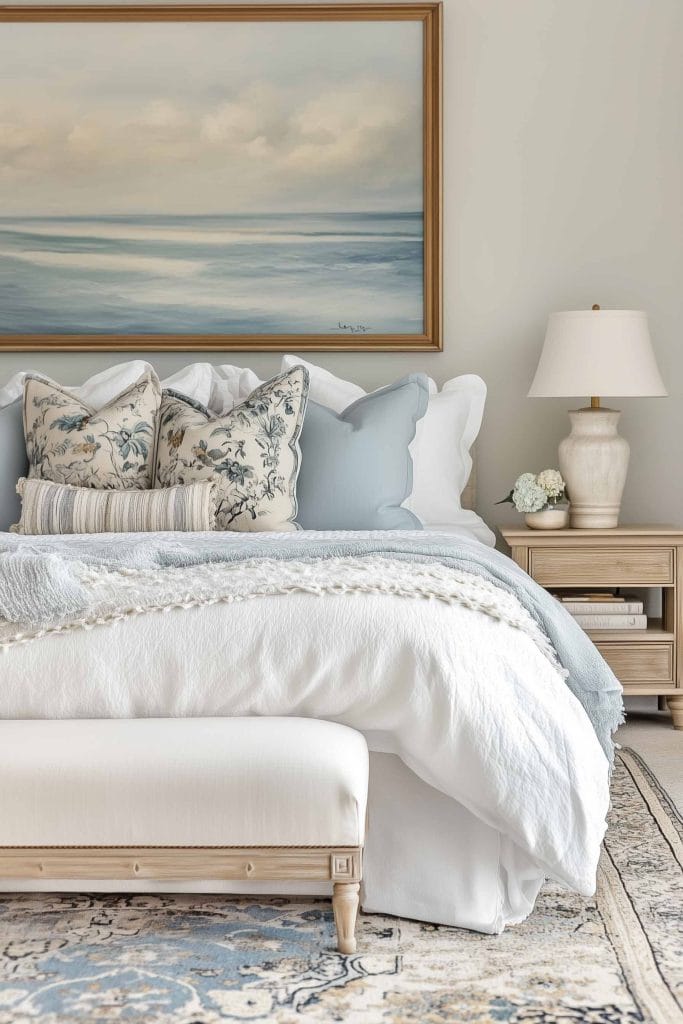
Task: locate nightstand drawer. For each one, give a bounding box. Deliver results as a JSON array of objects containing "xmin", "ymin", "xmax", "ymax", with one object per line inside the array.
[
  {"xmin": 529, "ymin": 547, "xmax": 674, "ymax": 587},
  {"xmin": 596, "ymin": 642, "xmax": 674, "ymax": 683}
]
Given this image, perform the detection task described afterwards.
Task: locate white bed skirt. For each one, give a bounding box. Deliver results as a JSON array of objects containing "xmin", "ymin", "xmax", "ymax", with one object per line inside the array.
[{"xmin": 0, "ymin": 753, "xmax": 544, "ymax": 934}]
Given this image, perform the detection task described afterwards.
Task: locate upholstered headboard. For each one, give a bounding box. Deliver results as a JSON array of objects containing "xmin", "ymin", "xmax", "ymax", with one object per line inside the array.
[{"xmin": 461, "ymin": 448, "xmax": 476, "ymax": 511}]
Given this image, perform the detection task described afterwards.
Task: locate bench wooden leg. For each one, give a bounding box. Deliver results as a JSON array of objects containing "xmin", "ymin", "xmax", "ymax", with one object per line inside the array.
[{"xmin": 332, "ymin": 882, "xmax": 359, "ymax": 954}]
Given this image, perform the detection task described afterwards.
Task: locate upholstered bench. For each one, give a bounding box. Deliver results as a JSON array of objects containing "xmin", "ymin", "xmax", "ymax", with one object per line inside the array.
[{"xmin": 0, "ymin": 717, "xmax": 368, "ymax": 954}]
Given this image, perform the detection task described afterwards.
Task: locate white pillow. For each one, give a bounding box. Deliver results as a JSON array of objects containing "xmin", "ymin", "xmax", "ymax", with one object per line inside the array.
[
  {"xmin": 161, "ymin": 363, "xmax": 214, "ymax": 407},
  {"xmin": 0, "ymin": 360, "xmax": 213, "ymax": 411},
  {"xmin": 160, "ymin": 362, "xmax": 263, "ymax": 414},
  {"xmin": 214, "ymin": 364, "xmax": 264, "ymax": 414},
  {"xmin": 279, "ymin": 359, "xmax": 365, "ymax": 413},
  {"xmin": 281, "ymin": 355, "xmax": 494, "ymax": 546}
]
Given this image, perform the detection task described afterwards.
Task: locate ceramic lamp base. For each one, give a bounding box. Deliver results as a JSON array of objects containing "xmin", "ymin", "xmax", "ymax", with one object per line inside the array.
[
  {"xmin": 567, "ymin": 503, "xmax": 623, "ymax": 529},
  {"xmin": 558, "ymin": 408, "xmax": 629, "ymax": 529}
]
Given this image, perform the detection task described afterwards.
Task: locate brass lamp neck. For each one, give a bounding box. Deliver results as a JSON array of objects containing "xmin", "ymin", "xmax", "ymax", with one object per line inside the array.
[{"xmin": 590, "ymin": 396, "xmax": 601, "ymax": 409}]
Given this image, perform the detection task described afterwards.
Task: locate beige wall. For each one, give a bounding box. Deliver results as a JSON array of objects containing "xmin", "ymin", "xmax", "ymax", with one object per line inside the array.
[{"xmin": 2, "ymin": 0, "xmax": 681, "ymax": 532}]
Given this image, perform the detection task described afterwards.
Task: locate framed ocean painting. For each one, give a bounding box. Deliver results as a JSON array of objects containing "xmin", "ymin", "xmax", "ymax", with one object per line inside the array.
[{"xmin": 0, "ymin": 3, "xmax": 442, "ymax": 352}]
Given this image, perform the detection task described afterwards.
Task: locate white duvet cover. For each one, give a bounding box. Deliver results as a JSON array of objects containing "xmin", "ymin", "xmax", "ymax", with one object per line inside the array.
[{"xmin": 0, "ymin": 530, "xmax": 610, "ymax": 934}]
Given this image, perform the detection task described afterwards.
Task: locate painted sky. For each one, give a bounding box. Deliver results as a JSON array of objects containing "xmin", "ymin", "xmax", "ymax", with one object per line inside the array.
[{"xmin": 0, "ymin": 20, "xmax": 423, "ymax": 215}]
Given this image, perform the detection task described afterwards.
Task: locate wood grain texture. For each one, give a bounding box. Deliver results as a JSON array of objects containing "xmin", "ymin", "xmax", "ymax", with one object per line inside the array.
[
  {"xmin": 666, "ymin": 695, "xmax": 683, "ymax": 731},
  {"xmin": 332, "ymin": 882, "xmax": 360, "ymax": 954},
  {"xmin": 0, "ymin": 5, "xmax": 438, "ymax": 21},
  {"xmin": 0, "ymin": 843, "xmax": 364, "ymax": 952},
  {"xmin": 528, "ymin": 547, "xmax": 674, "ymax": 587},
  {"xmin": 596, "ymin": 643, "xmax": 674, "ymax": 684},
  {"xmin": 0, "ymin": 3, "xmax": 442, "ymax": 353},
  {"xmin": 509, "ymin": 545, "xmax": 529, "ymax": 572},
  {"xmin": 501, "ymin": 526, "xmax": 683, "ymax": 542},
  {"xmin": 586, "ymin": 620, "xmax": 673, "ymax": 643},
  {"xmin": 500, "ymin": 526, "xmax": 683, "ymax": 721},
  {"xmin": 0, "ymin": 846, "xmax": 362, "ymax": 882},
  {"xmin": 0, "ymin": 332, "xmax": 442, "ymax": 353},
  {"xmin": 621, "ymin": 687, "xmax": 681, "ymax": 697}
]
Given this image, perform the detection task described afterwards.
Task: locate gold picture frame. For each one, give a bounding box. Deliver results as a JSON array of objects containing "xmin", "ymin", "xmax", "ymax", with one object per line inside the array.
[{"xmin": 0, "ymin": 3, "xmax": 442, "ymax": 352}]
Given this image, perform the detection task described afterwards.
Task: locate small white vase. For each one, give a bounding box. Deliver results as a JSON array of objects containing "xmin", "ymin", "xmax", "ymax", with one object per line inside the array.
[{"xmin": 525, "ymin": 507, "xmax": 569, "ymax": 530}]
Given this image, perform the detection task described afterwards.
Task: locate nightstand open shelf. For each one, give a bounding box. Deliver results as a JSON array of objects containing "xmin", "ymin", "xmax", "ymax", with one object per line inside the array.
[
  {"xmin": 585, "ymin": 620, "xmax": 673, "ymax": 643},
  {"xmin": 500, "ymin": 525, "xmax": 683, "ymax": 728}
]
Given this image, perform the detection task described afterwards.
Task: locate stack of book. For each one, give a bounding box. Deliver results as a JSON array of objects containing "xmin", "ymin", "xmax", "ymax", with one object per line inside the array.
[{"xmin": 555, "ymin": 593, "xmax": 646, "ymax": 631}]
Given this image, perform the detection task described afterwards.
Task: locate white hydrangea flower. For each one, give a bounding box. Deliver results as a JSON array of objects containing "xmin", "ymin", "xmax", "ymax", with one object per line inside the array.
[
  {"xmin": 537, "ymin": 469, "xmax": 565, "ymax": 500},
  {"xmin": 512, "ymin": 473, "xmax": 547, "ymax": 513}
]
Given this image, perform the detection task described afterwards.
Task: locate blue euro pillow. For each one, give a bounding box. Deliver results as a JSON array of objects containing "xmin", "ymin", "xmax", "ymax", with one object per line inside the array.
[
  {"xmin": 296, "ymin": 373, "xmax": 429, "ymax": 531},
  {"xmin": 0, "ymin": 399, "xmax": 28, "ymax": 532}
]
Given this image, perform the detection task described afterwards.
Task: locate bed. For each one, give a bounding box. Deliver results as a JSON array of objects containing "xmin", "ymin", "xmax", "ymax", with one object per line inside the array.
[
  {"xmin": 0, "ymin": 362, "xmax": 622, "ymax": 935},
  {"xmin": 0, "ymin": 526, "xmax": 621, "ymax": 933}
]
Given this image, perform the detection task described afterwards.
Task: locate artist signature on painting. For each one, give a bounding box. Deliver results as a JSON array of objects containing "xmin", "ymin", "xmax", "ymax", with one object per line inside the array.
[{"xmin": 333, "ymin": 321, "xmax": 371, "ymax": 333}]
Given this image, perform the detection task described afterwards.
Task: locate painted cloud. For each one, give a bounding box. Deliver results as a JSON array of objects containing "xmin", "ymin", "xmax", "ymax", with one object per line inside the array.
[{"xmin": 0, "ymin": 20, "xmax": 423, "ymax": 215}]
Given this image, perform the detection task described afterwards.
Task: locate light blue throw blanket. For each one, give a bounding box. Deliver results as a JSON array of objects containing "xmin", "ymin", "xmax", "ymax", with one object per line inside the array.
[{"xmin": 0, "ymin": 530, "xmax": 623, "ymax": 761}]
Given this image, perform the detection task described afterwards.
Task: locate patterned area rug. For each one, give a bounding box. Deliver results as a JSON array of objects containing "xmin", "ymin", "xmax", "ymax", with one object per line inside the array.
[{"xmin": 0, "ymin": 748, "xmax": 681, "ymax": 1024}]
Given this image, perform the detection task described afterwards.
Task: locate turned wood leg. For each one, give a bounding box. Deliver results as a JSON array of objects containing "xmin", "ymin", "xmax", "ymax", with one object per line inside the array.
[
  {"xmin": 667, "ymin": 695, "xmax": 683, "ymax": 730},
  {"xmin": 332, "ymin": 882, "xmax": 359, "ymax": 954}
]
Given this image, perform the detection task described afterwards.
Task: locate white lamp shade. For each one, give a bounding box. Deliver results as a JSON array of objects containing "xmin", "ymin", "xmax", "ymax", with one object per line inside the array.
[{"xmin": 528, "ymin": 309, "xmax": 667, "ymax": 398}]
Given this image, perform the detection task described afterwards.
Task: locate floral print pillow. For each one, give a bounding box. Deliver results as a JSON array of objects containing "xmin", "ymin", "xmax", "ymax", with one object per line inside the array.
[
  {"xmin": 23, "ymin": 371, "xmax": 161, "ymax": 489},
  {"xmin": 155, "ymin": 366, "xmax": 309, "ymax": 532}
]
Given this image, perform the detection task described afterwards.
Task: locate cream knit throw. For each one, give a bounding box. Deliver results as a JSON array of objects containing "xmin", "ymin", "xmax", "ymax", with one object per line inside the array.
[{"xmin": 0, "ymin": 555, "xmax": 566, "ymax": 679}]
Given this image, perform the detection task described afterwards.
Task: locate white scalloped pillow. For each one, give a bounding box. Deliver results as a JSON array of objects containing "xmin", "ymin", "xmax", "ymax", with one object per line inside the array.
[{"xmin": 281, "ymin": 355, "xmax": 494, "ymax": 546}]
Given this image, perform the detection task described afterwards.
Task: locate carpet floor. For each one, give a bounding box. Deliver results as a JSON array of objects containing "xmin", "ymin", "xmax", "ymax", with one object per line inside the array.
[{"xmin": 0, "ymin": 749, "xmax": 681, "ymax": 1024}]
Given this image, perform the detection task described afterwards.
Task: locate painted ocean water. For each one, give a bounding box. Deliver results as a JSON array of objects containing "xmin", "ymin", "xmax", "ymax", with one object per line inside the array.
[{"xmin": 0, "ymin": 213, "xmax": 423, "ymax": 335}]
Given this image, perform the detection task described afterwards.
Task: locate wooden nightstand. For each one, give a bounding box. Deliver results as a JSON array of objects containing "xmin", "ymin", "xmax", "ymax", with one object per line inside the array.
[{"xmin": 500, "ymin": 526, "xmax": 683, "ymax": 729}]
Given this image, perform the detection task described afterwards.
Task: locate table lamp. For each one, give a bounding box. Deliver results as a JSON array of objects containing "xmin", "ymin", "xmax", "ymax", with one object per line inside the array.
[{"xmin": 528, "ymin": 306, "xmax": 667, "ymax": 528}]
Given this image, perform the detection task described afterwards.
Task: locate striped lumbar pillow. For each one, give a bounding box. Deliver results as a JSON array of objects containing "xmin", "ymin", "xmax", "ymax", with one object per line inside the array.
[{"xmin": 13, "ymin": 478, "xmax": 216, "ymax": 535}]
